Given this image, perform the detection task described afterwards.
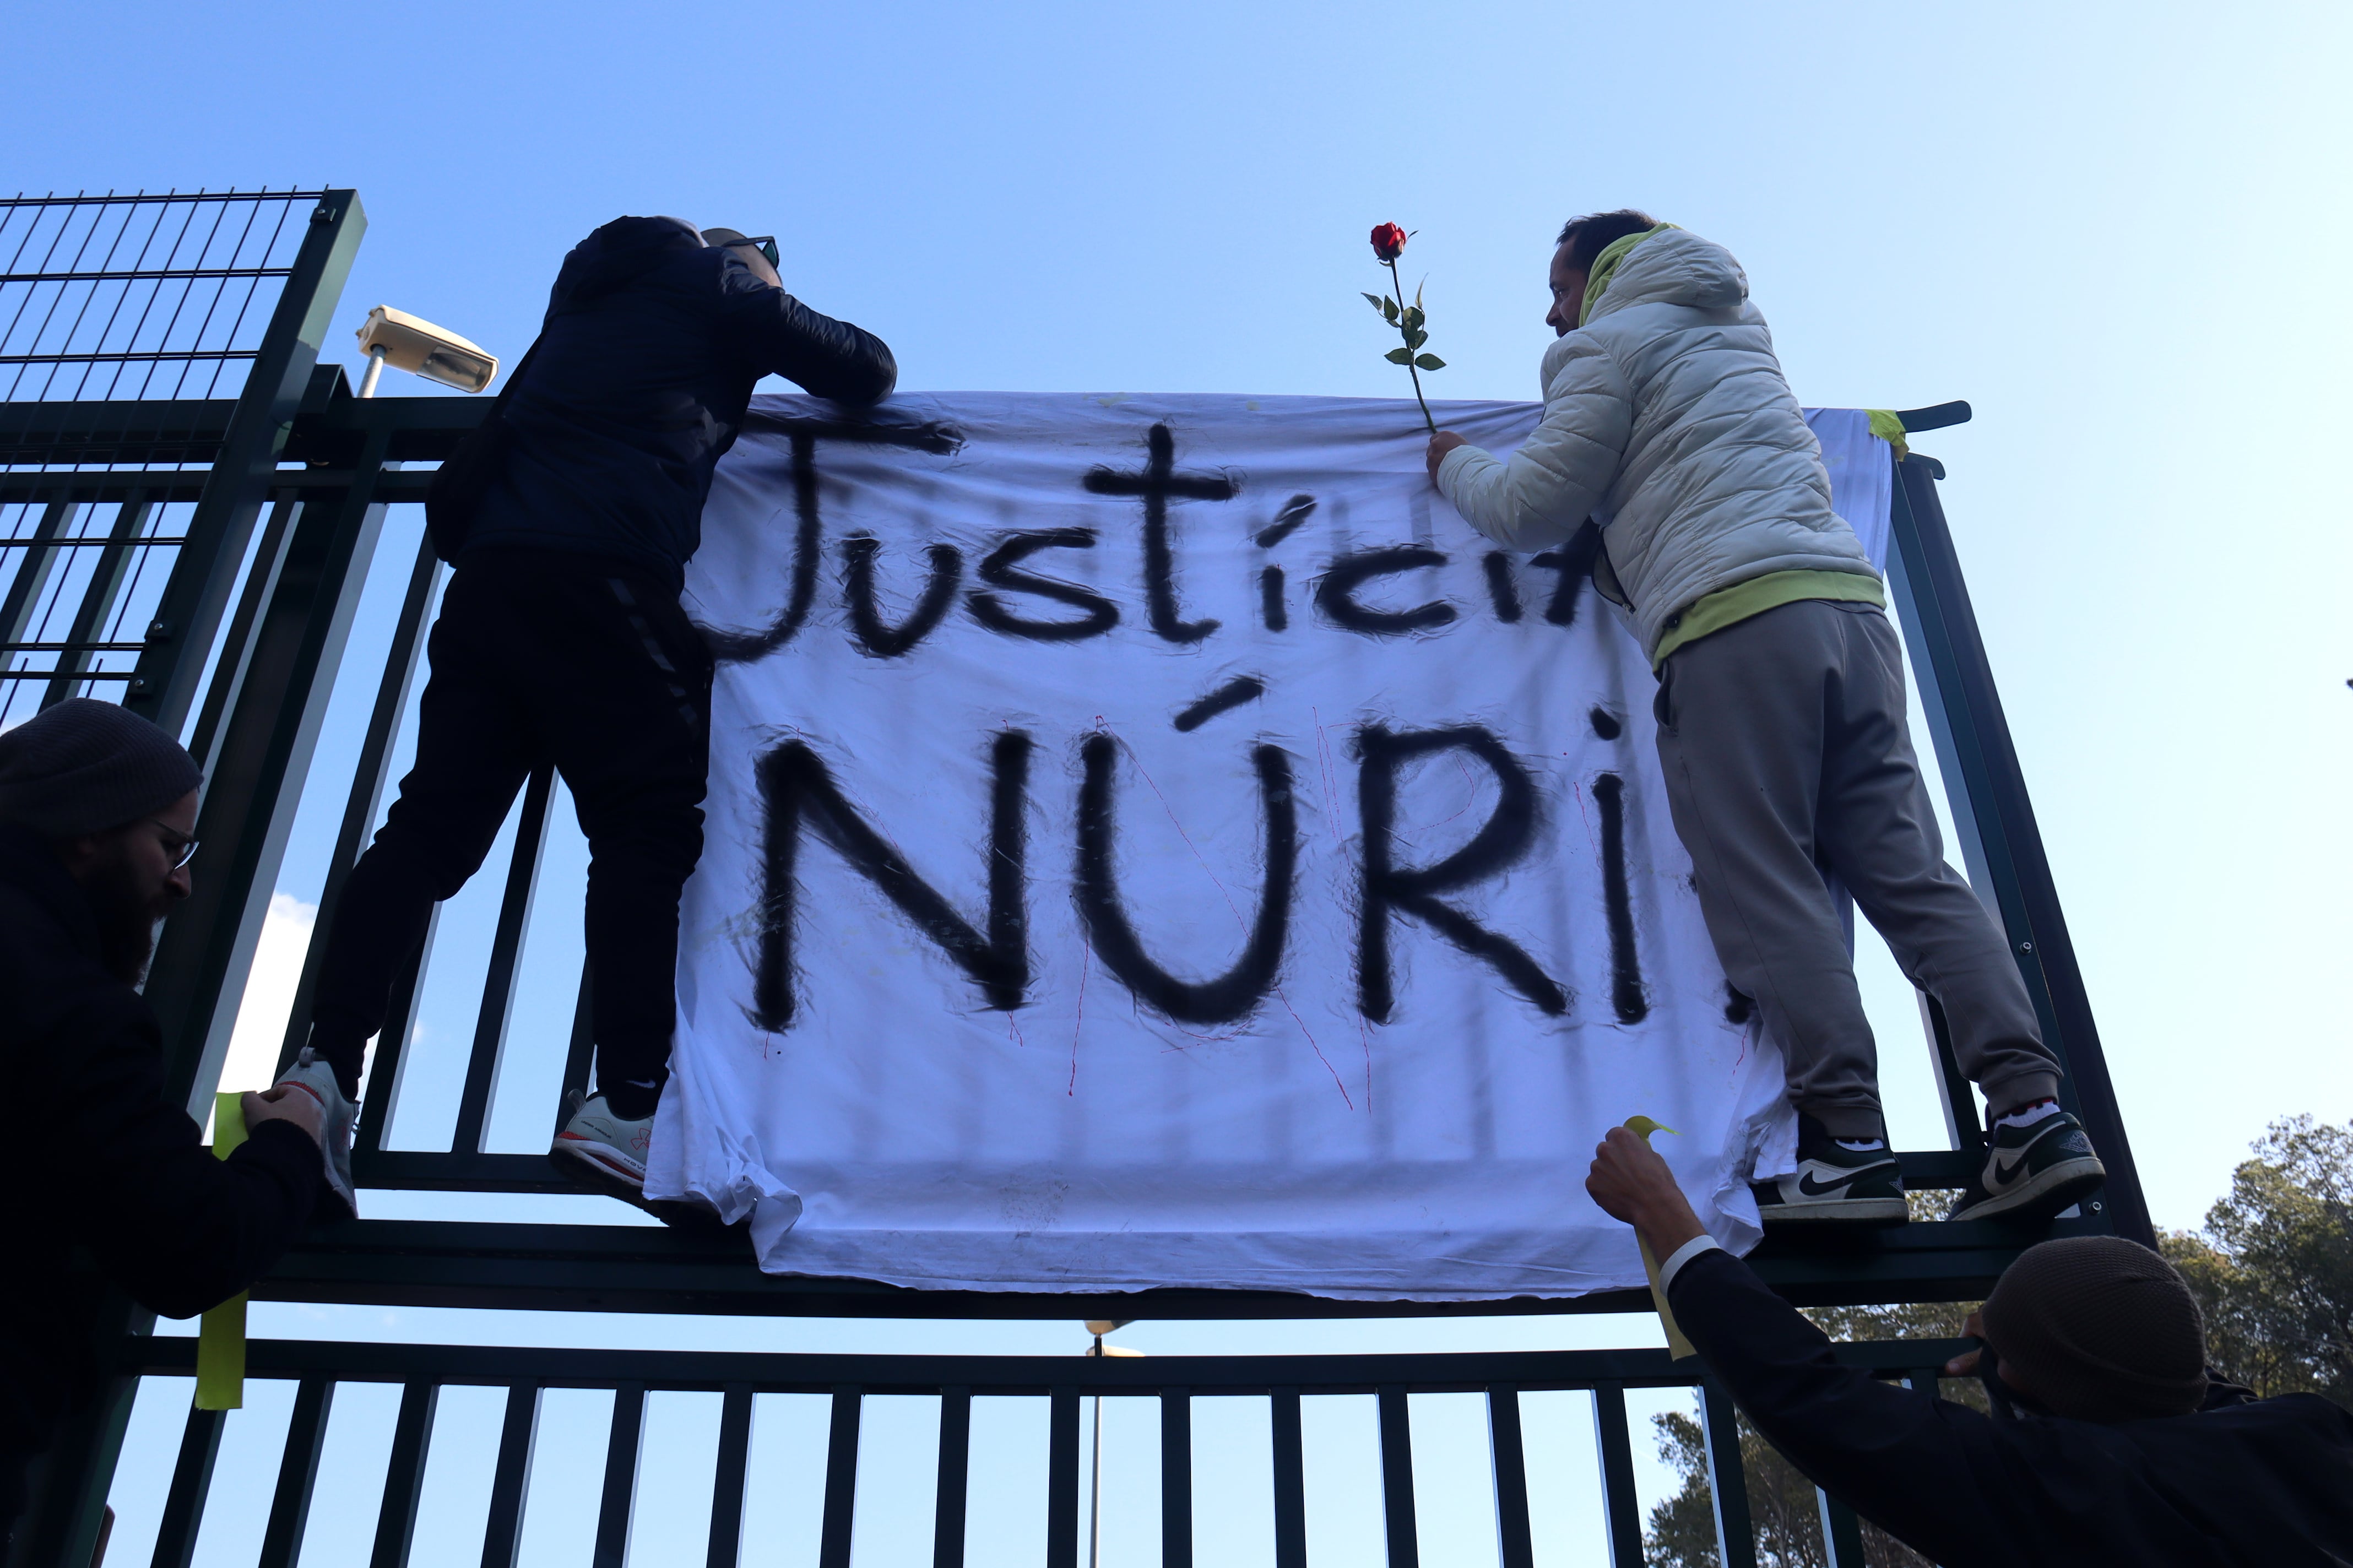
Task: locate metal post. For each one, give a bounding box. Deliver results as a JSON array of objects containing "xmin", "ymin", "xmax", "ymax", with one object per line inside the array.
[
  {"xmin": 369, "ymin": 1381, "xmax": 439, "ymax": 1568},
  {"xmin": 481, "ymin": 1383, "xmax": 540, "ymax": 1568},
  {"xmin": 1817, "ymin": 1489, "xmax": 1867, "ymax": 1567},
  {"xmin": 1047, "ymin": 1390, "xmax": 1082, "ymax": 1568},
  {"xmin": 125, "ymin": 190, "xmax": 365, "ymax": 739},
  {"xmin": 817, "ymin": 1387, "xmax": 862, "ymax": 1568},
  {"xmin": 1884, "ymin": 453, "xmax": 2151, "ymax": 1243},
  {"xmin": 1267, "ymin": 1389, "xmax": 1305, "ymax": 1568},
  {"xmin": 707, "ymin": 1386, "xmax": 754, "ymax": 1568},
  {"xmin": 149, "ymin": 1404, "xmax": 227, "ymax": 1568},
  {"xmin": 592, "ymin": 1385, "xmax": 646, "ymax": 1568}
]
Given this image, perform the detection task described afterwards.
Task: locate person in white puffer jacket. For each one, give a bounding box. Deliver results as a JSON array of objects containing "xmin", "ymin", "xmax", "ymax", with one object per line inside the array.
[{"xmin": 1431, "ymin": 211, "xmax": 2106, "ymax": 1228}]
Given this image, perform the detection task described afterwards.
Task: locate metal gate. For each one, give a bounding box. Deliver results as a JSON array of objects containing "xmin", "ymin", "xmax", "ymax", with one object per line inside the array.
[{"xmin": 2, "ymin": 188, "xmax": 2147, "ymax": 1568}]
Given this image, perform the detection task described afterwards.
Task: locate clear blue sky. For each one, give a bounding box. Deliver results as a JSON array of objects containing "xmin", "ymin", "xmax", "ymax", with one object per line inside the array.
[{"xmin": 14, "ymin": 1, "xmax": 2349, "ymax": 1561}]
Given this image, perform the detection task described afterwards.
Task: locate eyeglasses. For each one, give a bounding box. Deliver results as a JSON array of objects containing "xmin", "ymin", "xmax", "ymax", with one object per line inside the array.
[
  {"xmin": 147, "ymin": 818, "xmax": 199, "ymax": 871},
  {"xmin": 724, "ymin": 235, "xmax": 780, "ymax": 269}
]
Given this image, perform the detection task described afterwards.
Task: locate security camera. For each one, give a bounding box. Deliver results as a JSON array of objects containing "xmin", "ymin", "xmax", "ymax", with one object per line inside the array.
[{"xmin": 354, "ymin": 305, "xmax": 499, "ymax": 395}]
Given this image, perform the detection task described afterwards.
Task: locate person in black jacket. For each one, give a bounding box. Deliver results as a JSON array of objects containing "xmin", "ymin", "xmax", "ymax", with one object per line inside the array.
[
  {"xmin": 1584, "ymin": 1126, "xmax": 2353, "ymax": 1565},
  {"xmin": 292, "ymin": 217, "xmax": 896, "ymax": 1208},
  {"xmin": 0, "ymin": 700, "xmax": 327, "ymax": 1539}
]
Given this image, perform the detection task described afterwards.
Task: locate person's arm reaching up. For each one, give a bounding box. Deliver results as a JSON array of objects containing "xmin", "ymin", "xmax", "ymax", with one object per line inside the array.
[
  {"xmin": 1584, "ymin": 1128, "xmax": 2024, "ymax": 1566},
  {"xmin": 1427, "ymin": 337, "xmax": 1633, "ymax": 551},
  {"xmin": 716, "ymin": 252, "xmax": 897, "ymax": 406}
]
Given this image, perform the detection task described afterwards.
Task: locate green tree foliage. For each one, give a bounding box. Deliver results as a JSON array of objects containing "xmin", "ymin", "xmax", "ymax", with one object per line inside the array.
[
  {"xmin": 2160, "ymin": 1115, "xmax": 2353, "ymax": 1404},
  {"xmin": 1643, "ymin": 1404, "xmax": 1933, "ymax": 1567}
]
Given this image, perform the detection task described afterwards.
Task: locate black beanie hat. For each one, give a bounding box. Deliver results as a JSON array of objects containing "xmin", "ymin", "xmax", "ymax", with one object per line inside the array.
[
  {"xmin": 0, "ymin": 698, "xmax": 202, "ymax": 838},
  {"xmin": 1981, "ymin": 1235, "xmax": 2208, "ymax": 1423}
]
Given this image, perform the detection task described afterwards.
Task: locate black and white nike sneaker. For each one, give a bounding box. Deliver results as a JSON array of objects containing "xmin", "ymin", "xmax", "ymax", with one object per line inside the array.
[
  {"xmin": 1752, "ymin": 1115, "xmax": 1908, "ymax": 1226},
  {"xmin": 1946, "ymin": 1108, "xmax": 2105, "ymax": 1223}
]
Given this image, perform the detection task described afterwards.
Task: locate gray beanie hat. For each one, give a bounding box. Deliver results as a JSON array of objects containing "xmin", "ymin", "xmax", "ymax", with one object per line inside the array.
[
  {"xmin": 0, "ymin": 698, "xmax": 202, "ymax": 838},
  {"xmin": 1982, "ymin": 1235, "xmax": 2208, "ymax": 1423}
]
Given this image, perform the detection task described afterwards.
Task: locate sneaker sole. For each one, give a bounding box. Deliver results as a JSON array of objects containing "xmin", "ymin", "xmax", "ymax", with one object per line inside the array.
[
  {"xmin": 1948, "ymin": 1156, "xmax": 2106, "ymax": 1223},
  {"xmin": 1758, "ymin": 1195, "xmax": 1910, "ymax": 1225},
  {"xmin": 549, "ymin": 1140, "xmax": 648, "ymax": 1200}
]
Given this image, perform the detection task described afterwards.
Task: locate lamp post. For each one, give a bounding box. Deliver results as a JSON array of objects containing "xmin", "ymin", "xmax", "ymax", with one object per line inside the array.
[{"xmin": 1082, "ymin": 1319, "xmax": 1142, "ymax": 1568}]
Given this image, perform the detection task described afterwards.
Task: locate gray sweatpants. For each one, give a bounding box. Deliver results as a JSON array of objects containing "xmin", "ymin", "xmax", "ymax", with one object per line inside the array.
[{"xmin": 1651, "ymin": 598, "xmax": 2060, "ymax": 1138}]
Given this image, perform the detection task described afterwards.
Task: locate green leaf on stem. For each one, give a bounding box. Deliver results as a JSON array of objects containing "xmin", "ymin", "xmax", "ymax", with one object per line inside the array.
[
  {"xmin": 1384, "ymin": 346, "xmax": 1414, "ymax": 366},
  {"xmin": 1405, "ymin": 328, "xmax": 1427, "ymax": 350},
  {"xmin": 1415, "ymin": 354, "xmax": 1446, "ymax": 371},
  {"xmin": 1402, "ymin": 306, "xmax": 1424, "ymax": 331},
  {"xmin": 1363, "ymin": 292, "xmax": 1389, "ymax": 314},
  {"xmin": 1382, "ymin": 297, "xmax": 1401, "ymax": 323}
]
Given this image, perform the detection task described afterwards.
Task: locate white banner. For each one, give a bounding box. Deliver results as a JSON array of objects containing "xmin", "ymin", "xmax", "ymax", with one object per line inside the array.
[{"xmin": 648, "ymin": 394, "xmax": 1891, "ymax": 1300}]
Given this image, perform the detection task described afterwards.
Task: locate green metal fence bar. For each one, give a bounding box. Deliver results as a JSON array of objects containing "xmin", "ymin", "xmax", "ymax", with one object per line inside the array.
[
  {"xmin": 1700, "ymin": 1378, "xmax": 1759, "ymax": 1568},
  {"xmin": 1588, "ymin": 1384, "xmax": 1645, "ymax": 1568},
  {"xmin": 1161, "ymin": 1388, "xmax": 1195, "ymax": 1568},
  {"xmin": 1267, "ymin": 1388, "xmax": 1308, "ymax": 1568},
  {"xmin": 592, "ymin": 1384, "xmax": 647, "ymax": 1568},
  {"xmin": 818, "ymin": 1388, "xmax": 863, "ymax": 1568},
  {"xmin": 480, "ymin": 1383, "xmax": 539, "ymax": 1568},
  {"xmin": 1485, "ymin": 1387, "xmax": 1537, "ymax": 1568},
  {"xmin": 256, "ymin": 1376, "xmax": 334, "ymax": 1568},
  {"xmin": 368, "ymin": 1381, "xmax": 438, "ymax": 1568},
  {"xmin": 708, "ymin": 1385, "xmax": 755, "ymax": 1568},
  {"xmin": 1376, "ymin": 1386, "xmax": 1420, "ymax": 1568}
]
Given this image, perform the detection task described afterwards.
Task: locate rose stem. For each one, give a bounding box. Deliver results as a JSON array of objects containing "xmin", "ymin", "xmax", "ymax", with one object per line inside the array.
[{"xmin": 1387, "ymin": 257, "xmax": 1435, "ymax": 433}]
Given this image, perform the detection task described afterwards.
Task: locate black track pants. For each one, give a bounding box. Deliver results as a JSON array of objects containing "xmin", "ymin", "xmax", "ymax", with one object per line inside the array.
[{"xmin": 305, "ymin": 546, "xmax": 713, "ymax": 1115}]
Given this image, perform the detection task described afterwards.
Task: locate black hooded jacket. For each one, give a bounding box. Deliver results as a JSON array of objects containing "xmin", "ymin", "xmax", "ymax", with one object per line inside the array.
[
  {"xmin": 1670, "ymin": 1247, "xmax": 2353, "ymax": 1565},
  {"xmin": 0, "ymin": 827, "xmax": 319, "ymax": 1463},
  {"xmin": 463, "ymin": 215, "xmax": 897, "ymax": 590}
]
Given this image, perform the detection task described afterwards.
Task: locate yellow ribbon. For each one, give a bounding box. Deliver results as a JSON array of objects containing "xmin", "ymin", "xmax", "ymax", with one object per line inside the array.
[
  {"xmin": 1623, "ymin": 1116, "xmax": 1699, "ymax": 1361},
  {"xmin": 194, "ymin": 1093, "xmax": 248, "ymax": 1411}
]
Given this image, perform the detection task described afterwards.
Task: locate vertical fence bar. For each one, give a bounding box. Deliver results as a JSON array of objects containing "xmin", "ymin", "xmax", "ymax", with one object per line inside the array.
[
  {"xmin": 178, "ymin": 494, "xmax": 295, "ymax": 775},
  {"xmin": 355, "ymin": 924, "xmax": 433, "ymax": 1158},
  {"xmin": 1699, "ymin": 1381, "xmax": 1756, "ymax": 1568},
  {"xmin": 1484, "ymin": 1388, "xmax": 1536, "ymax": 1568},
  {"xmin": 451, "ymin": 764, "xmax": 553, "ymax": 1153},
  {"xmin": 1375, "ymin": 1387, "xmax": 1419, "ymax": 1568},
  {"xmin": 1046, "ymin": 1389, "xmax": 1082, "ymax": 1568},
  {"xmin": 817, "ymin": 1387, "xmax": 863, "ymax": 1568},
  {"xmin": 1588, "ymin": 1386, "xmax": 1644, "ymax": 1568},
  {"xmin": 1267, "ymin": 1389, "xmax": 1305, "ymax": 1568},
  {"xmin": 932, "ymin": 1389, "xmax": 971, "ymax": 1568},
  {"xmin": 1817, "ymin": 1490, "xmax": 1866, "ymax": 1568},
  {"xmin": 258, "ymin": 1377, "xmax": 335, "ymax": 1568},
  {"xmin": 274, "ymin": 531, "xmax": 440, "ymax": 1078},
  {"xmin": 0, "ymin": 496, "xmax": 74, "ymax": 648},
  {"xmin": 1156, "ymin": 1390, "xmax": 1191, "ymax": 1568},
  {"xmin": 592, "ymin": 1385, "xmax": 647, "ymax": 1568},
  {"xmin": 149, "ymin": 1404, "xmax": 227, "ymax": 1568},
  {"xmin": 480, "ymin": 1383, "xmax": 540, "ymax": 1568},
  {"xmin": 556, "ymin": 969, "xmax": 596, "ymax": 1129},
  {"xmin": 707, "ymin": 1385, "xmax": 753, "ymax": 1568},
  {"xmin": 368, "ymin": 1381, "xmax": 439, "ymax": 1568},
  {"xmin": 40, "ymin": 491, "xmax": 149, "ymax": 709},
  {"xmin": 148, "ymin": 425, "xmax": 395, "ymax": 1119}
]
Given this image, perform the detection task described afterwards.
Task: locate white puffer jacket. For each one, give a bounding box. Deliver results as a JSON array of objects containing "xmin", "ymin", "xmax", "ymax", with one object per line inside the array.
[{"xmin": 1436, "ymin": 227, "xmax": 1873, "ymax": 660}]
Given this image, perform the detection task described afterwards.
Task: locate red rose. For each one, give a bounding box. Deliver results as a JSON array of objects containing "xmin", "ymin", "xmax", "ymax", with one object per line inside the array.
[{"xmin": 1369, "ymin": 223, "xmax": 1407, "ymax": 263}]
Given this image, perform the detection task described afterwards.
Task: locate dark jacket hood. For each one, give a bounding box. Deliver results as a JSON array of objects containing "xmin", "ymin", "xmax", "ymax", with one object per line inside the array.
[{"xmin": 549, "ymin": 216, "xmax": 704, "ymax": 311}]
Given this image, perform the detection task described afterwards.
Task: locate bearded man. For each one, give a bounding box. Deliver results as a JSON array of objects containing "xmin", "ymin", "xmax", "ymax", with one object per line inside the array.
[{"xmin": 0, "ymin": 699, "xmax": 328, "ymax": 1540}]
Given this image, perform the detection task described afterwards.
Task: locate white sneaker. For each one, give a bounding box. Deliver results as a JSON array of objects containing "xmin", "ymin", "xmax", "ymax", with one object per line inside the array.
[
  {"xmin": 272, "ymin": 1048, "xmax": 359, "ymax": 1220},
  {"xmin": 550, "ymin": 1093, "xmax": 655, "ymax": 1199}
]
